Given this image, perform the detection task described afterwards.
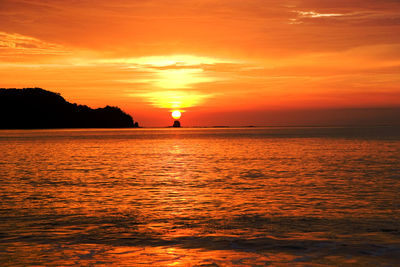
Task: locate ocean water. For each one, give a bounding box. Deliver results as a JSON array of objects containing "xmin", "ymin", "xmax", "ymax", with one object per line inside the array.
[{"xmin": 0, "ymin": 127, "xmax": 400, "ymax": 266}]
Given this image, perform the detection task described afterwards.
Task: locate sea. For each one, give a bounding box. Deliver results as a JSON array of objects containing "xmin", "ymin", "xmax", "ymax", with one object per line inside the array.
[{"xmin": 0, "ymin": 127, "xmax": 399, "ymax": 266}]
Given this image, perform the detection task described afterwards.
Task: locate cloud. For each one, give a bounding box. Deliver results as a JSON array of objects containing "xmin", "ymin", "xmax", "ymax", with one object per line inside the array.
[
  {"xmin": 296, "ymin": 11, "xmax": 344, "ymax": 18},
  {"xmin": 96, "ymin": 54, "xmax": 239, "ymax": 90},
  {"xmin": 290, "ymin": 9, "xmax": 400, "ymax": 26},
  {"xmin": 0, "ymin": 31, "xmax": 69, "ymax": 56},
  {"xmin": 133, "ymin": 90, "xmax": 213, "ymax": 109},
  {"xmin": 97, "ymin": 55, "xmax": 237, "ymax": 68},
  {"xmin": 109, "ymin": 55, "xmax": 241, "ymax": 108},
  {"xmin": 289, "ymin": 10, "xmax": 345, "ymax": 24}
]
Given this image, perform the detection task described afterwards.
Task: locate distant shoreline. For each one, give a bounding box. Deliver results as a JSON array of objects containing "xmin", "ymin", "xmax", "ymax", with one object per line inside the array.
[{"xmin": 1, "ymin": 125, "xmax": 398, "ymax": 130}]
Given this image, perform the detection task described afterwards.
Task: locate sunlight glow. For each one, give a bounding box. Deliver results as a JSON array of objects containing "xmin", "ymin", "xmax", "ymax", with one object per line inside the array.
[
  {"xmin": 114, "ymin": 55, "xmax": 232, "ymax": 89},
  {"xmin": 120, "ymin": 55, "xmax": 228, "ymax": 108},
  {"xmin": 153, "ymin": 68, "xmax": 214, "ymax": 89},
  {"xmin": 137, "ymin": 90, "xmax": 211, "ymax": 109},
  {"xmin": 117, "ymin": 55, "xmax": 233, "ymax": 107}
]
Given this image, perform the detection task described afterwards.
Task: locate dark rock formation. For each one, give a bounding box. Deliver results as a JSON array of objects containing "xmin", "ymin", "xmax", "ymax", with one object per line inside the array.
[
  {"xmin": 172, "ymin": 120, "xmax": 181, "ymax": 127},
  {"xmin": 0, "ymin": 88, "xmax": 138, "ymax": 129}
]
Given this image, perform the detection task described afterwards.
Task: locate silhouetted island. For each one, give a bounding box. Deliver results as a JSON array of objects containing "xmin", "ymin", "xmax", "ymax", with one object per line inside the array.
[
  {"xmin": 0, "ymin": 88, "xmax": 138, "ymax": 129},
  {"xmin": 172, "ymin": 120, "xmax": 181, "ymax": 127}
]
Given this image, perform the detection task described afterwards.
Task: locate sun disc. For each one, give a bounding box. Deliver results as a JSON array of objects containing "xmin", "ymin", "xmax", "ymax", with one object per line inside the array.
[{"xmin": 171, "ymin": 110, "xmax": 181, "ymax": 120}]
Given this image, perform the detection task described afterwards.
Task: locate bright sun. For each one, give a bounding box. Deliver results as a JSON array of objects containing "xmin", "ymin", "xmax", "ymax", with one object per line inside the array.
[{"xmin": 171, "ymin": 110, "xmax": 182, "ymax": 120}]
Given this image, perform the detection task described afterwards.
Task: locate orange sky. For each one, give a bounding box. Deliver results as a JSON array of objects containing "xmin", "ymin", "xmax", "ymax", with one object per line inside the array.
[{"xmin": 1, "ymin": 0, "xmax": 400, "ymax": 126}]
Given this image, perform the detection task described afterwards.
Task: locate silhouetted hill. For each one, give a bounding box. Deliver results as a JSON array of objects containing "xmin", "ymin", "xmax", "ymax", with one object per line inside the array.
[{"xmin": 0, "ymin": 88, "xmax": 137, "ymax": 129}]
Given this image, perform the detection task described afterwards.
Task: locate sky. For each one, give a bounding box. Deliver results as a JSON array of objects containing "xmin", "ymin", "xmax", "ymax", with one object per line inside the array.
[{"xmin": 1, "ymin": 0, "xmax": 400, "ymax": 126}]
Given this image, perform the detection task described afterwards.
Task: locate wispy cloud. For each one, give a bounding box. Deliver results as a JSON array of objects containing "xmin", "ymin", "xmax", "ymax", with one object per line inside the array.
[
  {"xmin": 290, "ymin": 9, "xmax": 400, "ymax": 26},
  {"xmin": 133, "ymin": 90, "xmax": 213, "ymax": 109},
  {"xmin": 109, "ymin": 55, "xmax": 241, "ymax": 108},
  {"xmin": 0, "ymin": 31, "xmax": 68, "ymax": 56},
  {"xmin": 98, "ymin": 55, "xmax": 234, "ymax": 67},
  {"xmin": 296, "ymin": 11, "xmax": 344, "ymax": 18},
  {"xmin": 103, "ymin": 55, "xmax": 238, "ymax": 91}
]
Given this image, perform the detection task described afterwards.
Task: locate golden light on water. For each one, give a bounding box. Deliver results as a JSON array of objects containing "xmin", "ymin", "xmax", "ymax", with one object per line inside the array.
[{"xmin": 171, "ymin": 110, "xmax": 182, "ymax": 120}]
